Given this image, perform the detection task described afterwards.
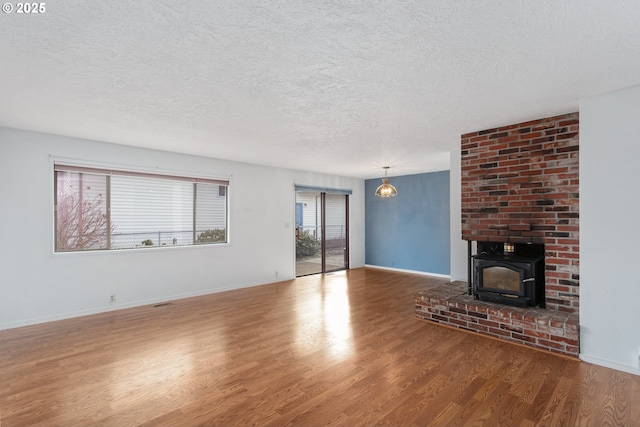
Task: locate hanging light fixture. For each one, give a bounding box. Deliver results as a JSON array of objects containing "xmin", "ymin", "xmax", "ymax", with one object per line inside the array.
[{"xmin": 375, "ymin": 166, "xmax": 397, "ymax": 197}]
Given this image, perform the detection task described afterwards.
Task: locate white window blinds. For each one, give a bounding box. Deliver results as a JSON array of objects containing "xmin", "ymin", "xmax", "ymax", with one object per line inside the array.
[{"xmin": 54, "ymin": 163, "xmax": 229, "ymax": 252}]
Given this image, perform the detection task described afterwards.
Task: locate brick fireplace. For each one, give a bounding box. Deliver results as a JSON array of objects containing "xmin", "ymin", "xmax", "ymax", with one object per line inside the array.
[
  {"xmin": 416, "ymin": 113, "xmax": 580, "ymax": 358},
  {"xmin": 461, "ymin": 112, "xmax": 580, "ymax": 312}
]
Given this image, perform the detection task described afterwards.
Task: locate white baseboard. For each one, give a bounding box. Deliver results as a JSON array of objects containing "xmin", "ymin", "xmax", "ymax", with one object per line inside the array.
[
  {"xmin": 0, "ymin": 278, "xmax": 287, "ymax": 331},
  {"xmin": 580, "ymin": 354, "xmax": 640, "ymax": 377},
  {"xmin": 364, "ymin": 264, "xmax": 451, "ymax": 280}
]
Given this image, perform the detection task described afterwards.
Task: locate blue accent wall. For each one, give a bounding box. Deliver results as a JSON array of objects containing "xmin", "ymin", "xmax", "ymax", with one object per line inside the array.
[{"xmin": 365, "ymin": 170, "xmax": 450, "ymax": 275}]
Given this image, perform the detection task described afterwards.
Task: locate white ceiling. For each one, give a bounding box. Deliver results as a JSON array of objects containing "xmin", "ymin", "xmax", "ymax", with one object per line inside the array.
[{"xmin": 1, "ymin": 1, "xmax": 639, "ymax": 179}]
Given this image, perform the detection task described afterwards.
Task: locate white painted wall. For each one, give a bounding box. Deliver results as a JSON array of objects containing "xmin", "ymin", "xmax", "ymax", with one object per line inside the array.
[
  {"xmin": 0, "ymin": 127, "xmax": 365, "ymax": 329},
  {"xmin": 580, "ymin": 84, "xmax": 640, "ymax": 375},
  {"xmin": 450, "ymin": 149, "xmax": 468, "ymax": 282}
]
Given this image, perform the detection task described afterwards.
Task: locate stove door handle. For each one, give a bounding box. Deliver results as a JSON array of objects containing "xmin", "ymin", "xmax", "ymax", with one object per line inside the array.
[{"xmin": 522, "ymin": 278, "xmax": 535, "ymax": 283}]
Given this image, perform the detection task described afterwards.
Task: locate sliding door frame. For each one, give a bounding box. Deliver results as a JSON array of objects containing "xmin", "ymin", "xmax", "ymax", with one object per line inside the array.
[{"xmin": 295, "ymin": 187, "xmax": 350, "ymax": 277}]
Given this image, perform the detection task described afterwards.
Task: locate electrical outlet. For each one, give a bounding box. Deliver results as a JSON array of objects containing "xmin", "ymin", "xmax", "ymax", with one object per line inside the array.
[
  {"xmin": 275, "ymin": 270, "xmax": 279, "ymax": 278},
  {"xmin": 110, "ymin": 294, "xmax": 116, "ymax": 303},
  {"xmin": 637, "ymin": 346, "xmax": 640, "ymax": 369}
]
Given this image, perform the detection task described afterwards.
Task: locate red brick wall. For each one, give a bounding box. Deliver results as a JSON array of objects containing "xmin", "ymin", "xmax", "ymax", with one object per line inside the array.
[{"xmin": 461, "ymin": 113, "xmax": 579, "ymax": 312}]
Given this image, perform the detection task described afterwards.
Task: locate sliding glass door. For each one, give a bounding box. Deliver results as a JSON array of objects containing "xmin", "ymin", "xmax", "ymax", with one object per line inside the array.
[
  {"xmin": 295, "ymin": 189, "xmax": 349, "ymax": 277},
  {"xmin": 295, "ymin": 191, "xmax": 323, "ymax": 276},
  {"xmin": 324, "ymin": 193, "xmax": 348, "ymax": 272}
]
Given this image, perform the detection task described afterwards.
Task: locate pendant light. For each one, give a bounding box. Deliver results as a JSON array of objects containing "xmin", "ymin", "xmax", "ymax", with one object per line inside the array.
[{"xmin": 375, "ymin": 166, "xmax": 397, "ymax": 197}]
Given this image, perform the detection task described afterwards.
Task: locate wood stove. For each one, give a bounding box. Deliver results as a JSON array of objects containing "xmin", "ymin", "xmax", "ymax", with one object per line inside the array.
[{"xmin": 472, "ymin": 242, "xmax": 545, "ymax": 308}]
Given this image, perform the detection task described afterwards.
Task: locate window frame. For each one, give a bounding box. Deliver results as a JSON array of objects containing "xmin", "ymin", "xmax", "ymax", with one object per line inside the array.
[{"xmin": 53, "ymin": 161, "xmax": 230, "ymax": 253}]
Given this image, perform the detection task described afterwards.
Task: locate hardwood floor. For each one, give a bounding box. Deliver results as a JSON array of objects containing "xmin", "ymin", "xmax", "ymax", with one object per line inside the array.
[{"xmin": 1, "ymin": 268, "xmax": 639, "ymax": 426}]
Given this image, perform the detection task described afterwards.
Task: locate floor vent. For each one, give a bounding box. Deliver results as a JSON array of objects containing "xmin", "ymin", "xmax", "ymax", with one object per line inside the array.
[{"xmin": 153, "ymin": 302, "xmax": 172, "ymax": 308}]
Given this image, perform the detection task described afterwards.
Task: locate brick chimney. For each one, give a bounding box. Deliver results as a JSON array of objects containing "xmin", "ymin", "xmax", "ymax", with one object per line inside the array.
[{"xmin": 461, "ymin": 113, "xmax": 579, "ymax": 312}]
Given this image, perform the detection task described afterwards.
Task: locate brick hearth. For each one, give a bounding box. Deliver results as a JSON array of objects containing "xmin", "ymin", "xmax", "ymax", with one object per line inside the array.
[{"xmin": 415, "ymin": 282, "xmax": 579, "ymax": 358}]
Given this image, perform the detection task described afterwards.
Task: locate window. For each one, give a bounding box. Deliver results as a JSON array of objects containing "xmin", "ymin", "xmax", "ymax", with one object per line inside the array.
[{"xmin": 54, "ymin": 164, "xmax": 229, "ymax": 252}]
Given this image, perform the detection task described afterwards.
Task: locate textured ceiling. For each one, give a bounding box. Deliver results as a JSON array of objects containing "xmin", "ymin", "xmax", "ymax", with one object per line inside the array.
[{"xmin": 1, "ymin": 1, "xmax": 639, "ymax": 178}]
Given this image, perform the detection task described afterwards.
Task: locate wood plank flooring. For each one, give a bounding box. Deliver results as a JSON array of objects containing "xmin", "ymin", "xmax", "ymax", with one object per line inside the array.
[{"xmin": 1, "ymin": 267, "xmax": 639, "ymax": 426}]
